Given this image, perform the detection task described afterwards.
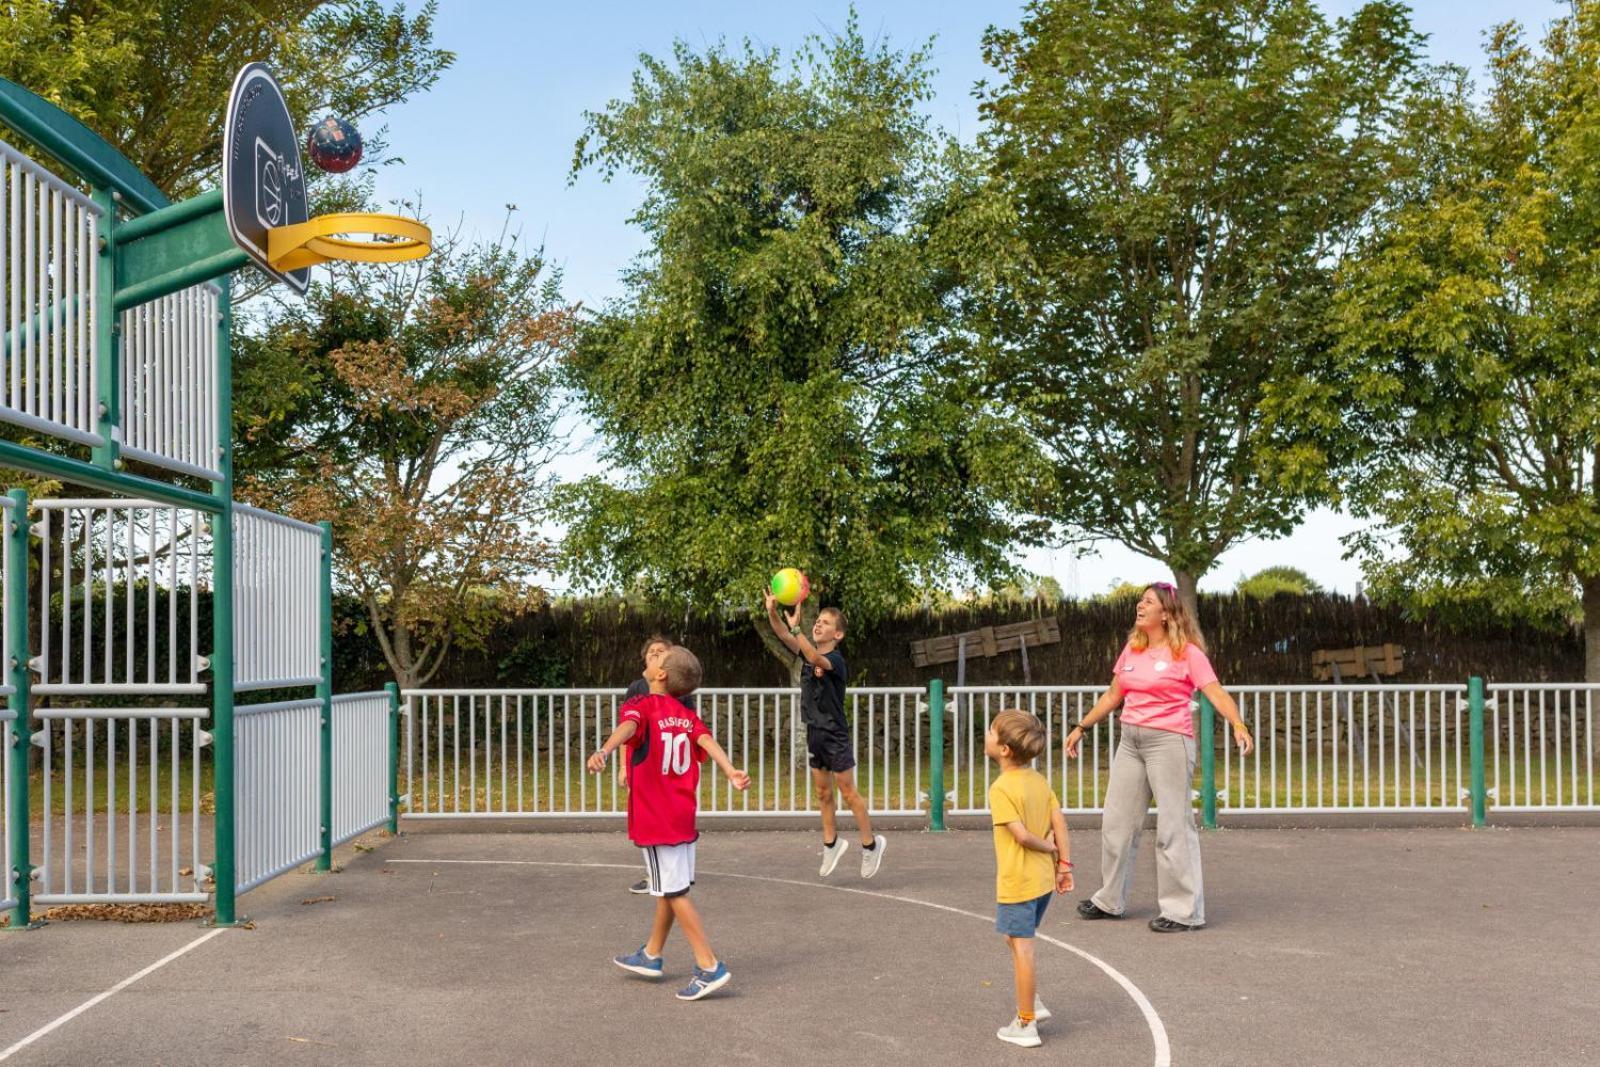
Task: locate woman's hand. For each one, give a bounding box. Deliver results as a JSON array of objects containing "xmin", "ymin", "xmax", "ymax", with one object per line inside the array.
[
  {"xmin": 1064, "ymin": 726, "xmax": 1084, "ymax": 759},
  {"xmin": 1232, "ymin": 721, "xmax": 1254, "ymax": 757}
]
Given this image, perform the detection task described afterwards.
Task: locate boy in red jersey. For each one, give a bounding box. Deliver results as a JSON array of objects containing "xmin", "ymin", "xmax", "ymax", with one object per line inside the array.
[{"xmin": 587, "ymin": 646, "xmax": 749, "ymax": 1000}]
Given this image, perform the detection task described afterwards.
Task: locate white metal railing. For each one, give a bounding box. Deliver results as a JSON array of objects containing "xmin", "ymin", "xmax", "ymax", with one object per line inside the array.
[
  {"xmin": 235, "ymin": 697, "xmax": 321, "ymax": 894},
  {"xmin": 32, "ymin": 707, "xmax": 210, "ymax": 903},
  {"xmin": 1485, "ymin": 684, "xmax": 1598, "ymax": 812},
  {"xmin": 0, "ymin": 708, "xmax": 14, "ymax": 913},
  {"xmin": 332, "ymin": 691, "xmax": 390, "ymax": 845},
  {"xmin": 402, "ymin": 687, "xmax": 927, "ymax": 818},
  {"xmin": 233, "ymin": 505, "xmax": 321, "ymax": 691},
  {"xmin": 32, "ymin": 500, "xmax": 208, "ymax": 696},
  {"xmin": 0, "ymin": 136, "xmax": 103, "ymax": 448},
  {"xmin": 403, "ymin": 682, "xmax": 1599, "ymax": 820},
  {"xmin": 119, "ymin": 284, "xmax": 223, "ymax": 481}
]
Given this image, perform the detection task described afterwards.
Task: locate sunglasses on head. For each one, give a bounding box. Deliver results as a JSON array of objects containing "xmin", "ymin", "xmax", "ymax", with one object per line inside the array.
[{"xmin": 1150, "ymin": 581, "xmax": 1176, "ymax": 593}]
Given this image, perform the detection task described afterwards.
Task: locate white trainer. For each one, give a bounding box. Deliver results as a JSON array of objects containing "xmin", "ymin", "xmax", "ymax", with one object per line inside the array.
[
  {"xmin": 819, "ymin": 837, "xmax": 849, "ymax": 877},
  {"xmin": 1033, "ymin": 995, "xmax": 1051, "ymax": 1022},
  {"xmin": 860, "ymin": 834, "xmax": 886, "ymax": 878},
  {"xmin": 996, "ymin": 1017, "xmax": 1042, "ymax": 1048}
]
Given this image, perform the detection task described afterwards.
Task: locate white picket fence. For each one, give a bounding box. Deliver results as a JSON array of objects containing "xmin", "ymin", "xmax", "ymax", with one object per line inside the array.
[{"xmin": 402, "ymin": 684, "xmax": 1600, "ymax": 820}]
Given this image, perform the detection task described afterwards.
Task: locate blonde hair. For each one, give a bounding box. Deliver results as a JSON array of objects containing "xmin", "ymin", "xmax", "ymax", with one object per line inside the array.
[
  {"xmin": 991, "ymin": 709, "xmax": 1046, "ymax": 762},
  {"xmin": 660, "ymin": 645, "xmax": 702, "ymax": 697},
  {"xmin": 1127, "ymin": 583, "xmax": 1207, "ymax": 656}
]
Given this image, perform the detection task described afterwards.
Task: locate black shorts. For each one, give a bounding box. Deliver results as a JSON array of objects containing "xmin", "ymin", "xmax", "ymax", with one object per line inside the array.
[{"xmin": 806, "ymin": 722, "xmax": 856, "ymax": 772}]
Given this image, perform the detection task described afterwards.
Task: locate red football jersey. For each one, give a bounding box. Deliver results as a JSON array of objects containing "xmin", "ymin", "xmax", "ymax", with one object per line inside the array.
[{"xmin": 620, "ymin": 693, "xmax": 710, "ymax": 846}]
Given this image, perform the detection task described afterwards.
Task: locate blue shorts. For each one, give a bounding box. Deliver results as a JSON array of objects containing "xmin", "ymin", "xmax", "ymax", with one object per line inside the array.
[{"xmin": 996, "ymin": 892, "xmax": 1053, "ymax": 938}]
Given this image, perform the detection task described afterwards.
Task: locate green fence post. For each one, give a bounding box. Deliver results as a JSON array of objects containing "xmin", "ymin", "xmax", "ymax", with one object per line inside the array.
[
  {"xmin": 928, "ymin": 679, "xmax": 945, "ymax": 832},
  {"xmin": 1469, "ymin": 676, "xmax": 1486, "ymax": 828},
  {"xmin": 5, "ymin": 488, "xmax": 38, "ymax": 930},
  {"xmin": 210, "ymin": 288, "xmax": 238, "ymax": 927},
  {"xmin": 386, "ymin": 682, "xmax": 400, "ymax": 834},
  {"xmin": 91, "ymin": 187, "xmax": 120, "ymax": 474},
  {"xmin": 316, "ymin": 522, "xmax": 333, "ymax": 871},
  {"xmin": 1199, "ymin": 693, "xmax": 1218, "ymax": 830}
]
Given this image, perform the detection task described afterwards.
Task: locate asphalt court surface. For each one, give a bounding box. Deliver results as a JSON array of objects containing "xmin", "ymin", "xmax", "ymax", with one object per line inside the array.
[{"xmin": 0, "ymin": 825, "xmax": 1595, "ymax": 1065}]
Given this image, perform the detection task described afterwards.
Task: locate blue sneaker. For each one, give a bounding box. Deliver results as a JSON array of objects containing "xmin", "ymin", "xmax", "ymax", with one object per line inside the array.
[
  {"xmin": 613, "ymin": 946, "xmax": 664, "ymax": 979},
  {"xmin": 676, "ymin": 961, "xmax": 731, "ymax": 1001}
]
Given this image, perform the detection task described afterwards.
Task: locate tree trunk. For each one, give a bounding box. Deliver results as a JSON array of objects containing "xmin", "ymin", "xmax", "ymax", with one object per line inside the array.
[
  {"xmin": 1173, "ymin": 568, "xmax": 1201, "ymax": 626},
  {"xmin": 1582, "ymin": 573, "xmax": 1600, "ymax": 684}
]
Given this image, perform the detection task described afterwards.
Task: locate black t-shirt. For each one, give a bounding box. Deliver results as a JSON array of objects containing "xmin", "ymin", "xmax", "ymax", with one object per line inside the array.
[{"xmin": 799, "ymin": 650, "xmax": 848, "ymax": 729}]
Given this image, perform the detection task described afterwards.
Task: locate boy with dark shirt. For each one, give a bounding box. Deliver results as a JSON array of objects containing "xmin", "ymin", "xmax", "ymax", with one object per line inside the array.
[{"xmin": 764, "ymin": 591, "xmax": 885, "ymax": 878}]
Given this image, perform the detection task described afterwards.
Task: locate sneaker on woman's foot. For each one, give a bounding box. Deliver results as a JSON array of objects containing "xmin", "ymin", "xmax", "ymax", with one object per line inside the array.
[
  {"xmin": 1076, "ymin": 899, "xmax": 1122, "ymax": 920},
  {"xmin": 860, "ymin": 835, "xmax": 886, "ymax": 878},
  {"xmin": 996, "ymin": 1017, "xmax": 1042, "ymax": 1048},
  {"xmin": 819, "ymin": 838, "xmax": 849, "ymax": 877},
  {"xmin": 676, "ymin": 961, "xmax": 731, "ymax": 1001},
  {"xmin": 628, "ymin": 879, "xmax": 650, "ymax": 895},
  {"xmin": 1032, "ymin": 995, "xmax": 1052, "ymax": 1022}
]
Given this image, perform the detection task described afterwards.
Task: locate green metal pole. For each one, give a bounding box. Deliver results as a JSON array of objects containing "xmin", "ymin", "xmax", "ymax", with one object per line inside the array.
[
  {"xmin": 210, "ymin": 287, "xmax": 237, "ymax": 926},
  {"xmin": 1199, "ymin": 693, "xmax": 1218, "ymax": 830},
  {"xmin": 5, "ymin": 489, "xmax": 37, "ymax": 930},
  {"xmin": 92, "ymin": 187, "xmax": 121, "ymax": 473},
  {"xmin": 316, "ymin": 522, "xmax": 333, "ymax": 871},
  {"xmin": 1469, "ymin": 676, "xmax": 1486, "ymax": 828},
  {"xmin": 386, "ymin": 682, "xmax": 400, "ymax": 834},
  {"xmin": 928, "ymin": 679, "xmax": 945, "ymax": 832}
]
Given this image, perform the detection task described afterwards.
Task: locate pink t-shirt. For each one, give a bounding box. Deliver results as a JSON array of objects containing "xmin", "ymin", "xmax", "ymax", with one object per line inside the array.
[{"xmin": 1112, "ymin": 642, "xmax": 1218, "ymax": 738}]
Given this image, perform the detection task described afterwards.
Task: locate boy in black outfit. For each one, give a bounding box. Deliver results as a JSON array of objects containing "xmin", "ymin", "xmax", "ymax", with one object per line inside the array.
[{"xmin": 764, "ymin": 592, "xmax": 885, "ymax": 878}]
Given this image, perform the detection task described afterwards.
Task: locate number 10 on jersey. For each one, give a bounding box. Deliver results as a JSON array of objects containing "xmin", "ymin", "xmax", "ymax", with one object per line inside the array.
[{"xmin": 660, "ymin": 732, "xmax": 693, "ymax": 775}]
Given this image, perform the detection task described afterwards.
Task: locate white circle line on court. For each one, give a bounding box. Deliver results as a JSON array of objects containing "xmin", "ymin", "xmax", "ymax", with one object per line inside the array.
[
  {"xmin": 0, "ymin": 927, "xmax": 229, "ymax": 1063},
  {"xmin": 390, "ymin": 858, "xmax": 1172, "ymax": 1067}
]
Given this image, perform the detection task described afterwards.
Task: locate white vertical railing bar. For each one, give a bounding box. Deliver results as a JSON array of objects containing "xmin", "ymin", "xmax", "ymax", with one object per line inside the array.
[
  {"xmin": 0, "ymin": 137, "xmax": 102, "ymax": 447},
  {"xmin": 234, "ymin": 697, "xmax": 322, "ymax": 894},
  {"xmin": 33, "ymin": 707, "xmax": 209, "ymax": 903},
  {"xmin": 32, "ymin": 501, "xmax": 207, "ymax": 695},
  {"xmin": 233, "ymin": 505, "xmax": 320, "ymax": 691},
  {"xmin": 331, "ymin": 691, "xmax": 390, "ymax": 846}
]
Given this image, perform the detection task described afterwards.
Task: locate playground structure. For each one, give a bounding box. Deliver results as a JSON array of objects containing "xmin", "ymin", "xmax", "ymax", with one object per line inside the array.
[{"xmin": 0, "ymin": 66, "xmax": 426, "ymax": 927}]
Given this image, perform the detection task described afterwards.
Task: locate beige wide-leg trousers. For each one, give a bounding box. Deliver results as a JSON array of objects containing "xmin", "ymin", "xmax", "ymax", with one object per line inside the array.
[{"xmin": 1089, "ymin": 723, "xmax": 1205, "ymax": 926}]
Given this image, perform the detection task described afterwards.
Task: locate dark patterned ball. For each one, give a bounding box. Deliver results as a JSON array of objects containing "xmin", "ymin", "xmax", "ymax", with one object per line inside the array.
[{"xmin": 306, "ymin": 116, "xmax": 363, "ymax": 174}]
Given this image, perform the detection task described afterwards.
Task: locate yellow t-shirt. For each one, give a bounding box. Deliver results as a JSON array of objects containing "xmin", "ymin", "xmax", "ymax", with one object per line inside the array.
[{"xmin": 989, "ymin": 768, "xmax": 1059, "ymax": 904}]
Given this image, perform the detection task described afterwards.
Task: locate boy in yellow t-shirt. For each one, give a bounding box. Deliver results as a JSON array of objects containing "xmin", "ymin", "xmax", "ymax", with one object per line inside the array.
[{"xmin": 986, "ymin": 709, "xmax": 1073, "ymax": 1049}]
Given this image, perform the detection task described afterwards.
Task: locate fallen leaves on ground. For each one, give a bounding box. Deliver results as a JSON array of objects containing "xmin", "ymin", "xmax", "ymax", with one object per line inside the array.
[
  {"xmin": 38, "ymin": 903, "xmax": 211, "ymax": 923},
  {"xmin": 300, "ymin": 895, "xmax": 336, "ymax": 906}
]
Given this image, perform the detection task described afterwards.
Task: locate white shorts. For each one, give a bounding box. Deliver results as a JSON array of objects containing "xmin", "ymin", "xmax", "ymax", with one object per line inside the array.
[{"xmin": 640, "ymin": 842, "xmax": 696, "ymax": 897}]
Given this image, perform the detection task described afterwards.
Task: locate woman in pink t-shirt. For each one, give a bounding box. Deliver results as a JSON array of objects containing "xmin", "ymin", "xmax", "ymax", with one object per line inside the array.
[{"xmin": 1063, "ymin": 582, "xmax": 1253, "ymax": 931}]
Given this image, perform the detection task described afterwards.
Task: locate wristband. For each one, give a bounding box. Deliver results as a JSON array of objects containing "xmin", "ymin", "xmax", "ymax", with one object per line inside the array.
[{"xmin": 1057, "ymin": 859, "xmax": 1074, "ymax": 870}]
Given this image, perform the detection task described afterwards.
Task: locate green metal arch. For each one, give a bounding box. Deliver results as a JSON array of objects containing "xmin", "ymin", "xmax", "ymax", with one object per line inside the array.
[{"xmin": 0, "ymin": 76, "xmax": 169, "ymax": 213}]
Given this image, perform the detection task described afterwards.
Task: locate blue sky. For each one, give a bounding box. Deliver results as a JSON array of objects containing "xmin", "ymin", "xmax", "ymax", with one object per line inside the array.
[{"xmin": 369, "ymin": 0, "xmax": 1548, "ymax": 596}]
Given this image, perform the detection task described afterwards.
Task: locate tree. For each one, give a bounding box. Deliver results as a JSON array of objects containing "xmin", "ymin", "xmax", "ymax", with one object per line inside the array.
[
  {"xmin": 0, "ymin": 0, "xmax": 452, "ymax": 198},
  {"xmin": 233, "ymin": 215, "xmax": 575, "ymax": 689},
  {"xmin": 562, "ymin": 17, "xmax": 1031, "ymax": 681},
  {"xmin": 974, "ymin": 0, "xmax": 1421, "ymax": 619},
  {"xmin": 1236, "ymin": 566, "xmax": 1321, "ymax": 599},
  {"xmin": 1328, "ymin": 7, "xmax": 1600, "ymax": 678}
]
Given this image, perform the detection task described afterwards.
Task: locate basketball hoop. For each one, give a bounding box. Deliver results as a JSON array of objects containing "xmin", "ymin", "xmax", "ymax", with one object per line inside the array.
[{"xmin": 266, "ymin": 212, "xmax": 432, "ymax": 272}]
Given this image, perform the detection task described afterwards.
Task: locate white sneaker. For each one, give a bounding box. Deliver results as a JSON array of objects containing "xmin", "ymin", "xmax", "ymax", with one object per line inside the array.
[
  {"xmin": 996, "ymin": 1017, "xmax": 1041, "ymax": 1048},
  {"xmin": 860, "ymin": 834, "xmax": 886, "ymax": 878},
  {"xmin": 819, "ymin": 838, "xmax": 849, "ymax": 877},
  {"xmin": 1033, "ymin": 995, "xmax": 1051, "ymax": 1022}
]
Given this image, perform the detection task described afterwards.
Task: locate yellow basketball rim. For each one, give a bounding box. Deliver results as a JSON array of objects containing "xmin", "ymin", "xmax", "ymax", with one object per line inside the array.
[{"xmin": 265, "ymin": 212, "xmax": 432, "ymax": 272}]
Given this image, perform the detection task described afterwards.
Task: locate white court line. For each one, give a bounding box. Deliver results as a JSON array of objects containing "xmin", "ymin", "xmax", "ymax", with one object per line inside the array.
[
  {"xmin": 0, "ymin": 928, "xmax": 228, "ymax": 1063},
  {"xmin": 392, "ymin": 858, "xmax": 1172, "ymax": 1067}
]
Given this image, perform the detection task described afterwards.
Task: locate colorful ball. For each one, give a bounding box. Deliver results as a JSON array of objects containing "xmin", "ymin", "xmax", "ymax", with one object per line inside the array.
[
  {"xmin": 306, "ymin": 115, "xmax": 364, "ymax": 174},
  {"xmin": 770, "ymin": 567, "xmax": 810, "ymax": 606}
]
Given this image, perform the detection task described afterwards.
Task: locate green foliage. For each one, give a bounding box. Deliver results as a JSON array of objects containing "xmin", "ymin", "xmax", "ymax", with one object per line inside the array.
[
  {"xmin": 0, "ymin": 0, "xmax": 453, "ymax": 198},
  {"xmin": 561, "ymin": 14, "xmax": 1036, "ymax": 630},
  {"xmin": 1100, "ymin": 581, "xmax": 1145, "ymax": 602},
  {"xmin": 234, "ymin": 208, "xmax": 575, "ymax": 687},
  {"xmin": 1327, "ymin": 7, "xmax": 1600, "ymax": 661},
  {"xmin": 1235, "ymin": 566, "xmax": 1322, "ymax": 599},
  {"xmin": 975, "ymin": 0, "xmax": 1422, "ymax": 601}
]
